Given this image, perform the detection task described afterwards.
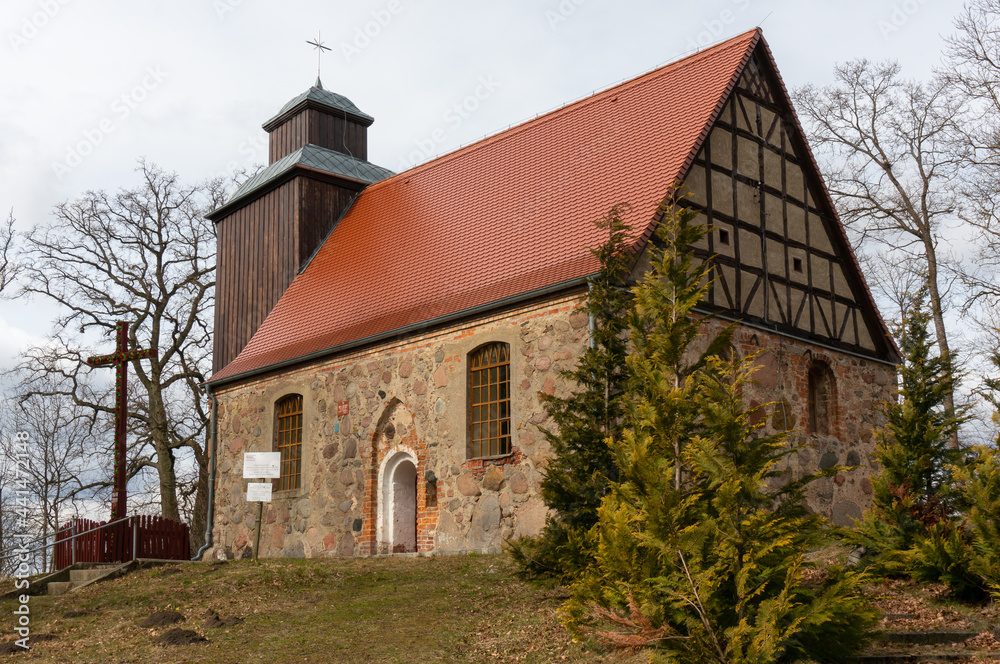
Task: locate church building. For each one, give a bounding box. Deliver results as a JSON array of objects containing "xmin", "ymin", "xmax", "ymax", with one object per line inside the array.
[{"xmin": 203, "ymin": 29, "xmax": 899, "ymax": 560}]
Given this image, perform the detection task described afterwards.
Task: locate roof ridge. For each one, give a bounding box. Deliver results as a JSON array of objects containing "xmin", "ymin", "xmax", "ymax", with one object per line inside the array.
[
  {"xmin": 363, "ymin": 29, "xmax": 762, "ymax": 194},
  {"xmin": 208, "ymin": 27, "xmax": 772, "ymax": 384}
]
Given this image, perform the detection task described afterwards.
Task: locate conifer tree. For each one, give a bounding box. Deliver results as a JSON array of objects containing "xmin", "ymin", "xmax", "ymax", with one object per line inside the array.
[
  {"xmin": 874, "ymin": 300, "xmax": 966, "ymax": 525},
  {"xmin": 510, "ymin": 204, "xmax": 634, "ymax": 579},
  {"xmin": 851, "ymin": 298, "xmax": 968, "ymax": 562},
  {"xmin": 567, "ymin": 204, "xmax": 875, "ymax": 663}
]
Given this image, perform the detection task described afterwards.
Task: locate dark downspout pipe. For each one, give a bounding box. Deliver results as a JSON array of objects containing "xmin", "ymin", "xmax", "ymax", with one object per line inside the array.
[
  {"xmin": 588, "ymin": 281, "xmax": 596, "ymax": 349},
  {"xmin": 192, "ymin": 388, "xmax": 218, "ymax": 561}
]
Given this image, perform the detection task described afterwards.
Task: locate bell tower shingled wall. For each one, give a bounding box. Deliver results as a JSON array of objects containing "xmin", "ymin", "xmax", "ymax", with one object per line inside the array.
[{"xmin": 209, "ymin": 85, "xmax": 388, "ymax": 374}]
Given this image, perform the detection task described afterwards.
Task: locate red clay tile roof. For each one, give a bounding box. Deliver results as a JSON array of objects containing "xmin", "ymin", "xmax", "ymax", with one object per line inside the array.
[{"xmin": 209, "ymin": 29, "xmax": 762, "ymax": 384}]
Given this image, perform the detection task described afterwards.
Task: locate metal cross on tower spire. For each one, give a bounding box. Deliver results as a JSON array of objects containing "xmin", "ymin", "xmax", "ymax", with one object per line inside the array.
[{"xmin": 306, "ymin": 31, "xmax": 331, "ymax": 89}]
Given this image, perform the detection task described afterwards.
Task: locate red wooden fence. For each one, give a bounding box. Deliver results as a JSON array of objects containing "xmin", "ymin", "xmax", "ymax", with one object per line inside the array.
[{"xmin": 54, "ymin": 516, "xmax": 190, "ymax": 569}]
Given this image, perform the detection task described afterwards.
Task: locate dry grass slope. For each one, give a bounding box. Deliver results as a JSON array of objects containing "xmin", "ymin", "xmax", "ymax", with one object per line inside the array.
[{"xmin": 0, "ymin": 554, "xmax": 640, "ymax": 664}]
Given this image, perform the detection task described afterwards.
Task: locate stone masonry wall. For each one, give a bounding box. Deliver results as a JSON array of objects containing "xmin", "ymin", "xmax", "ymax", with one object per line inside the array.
[
  {"xmin": 206, "ymin": 293, "xmax": 896, "ymax": 561},
  {"xmin": 698, "ymin": 318, "xmax": 897, "ymax": 526},
  {"xmin": 207, "ymin": 291, "xmax": 591, "ymax": 560}
]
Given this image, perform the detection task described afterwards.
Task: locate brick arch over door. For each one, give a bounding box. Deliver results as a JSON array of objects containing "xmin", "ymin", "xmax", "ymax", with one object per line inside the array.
[{"xmin": 359, "ymin": 398, "xmax": 401, "ymax": 555}]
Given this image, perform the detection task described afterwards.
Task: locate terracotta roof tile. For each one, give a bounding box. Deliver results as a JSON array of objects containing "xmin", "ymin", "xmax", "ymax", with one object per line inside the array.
[{"xmin": 210, "ymin": 29, "xmax": 761, "ymax": 383}]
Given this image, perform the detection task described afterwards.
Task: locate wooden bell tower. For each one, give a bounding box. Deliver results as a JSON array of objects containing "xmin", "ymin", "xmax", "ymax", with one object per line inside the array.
[{"xmin": 209, "ymin": 83, "xmax": 393, "ymax": 374}]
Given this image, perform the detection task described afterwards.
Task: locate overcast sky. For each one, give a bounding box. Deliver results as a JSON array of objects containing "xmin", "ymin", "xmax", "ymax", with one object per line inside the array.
[{"xmin": 0, "ymin": 0, "xmax": 966, "ymax": 372}]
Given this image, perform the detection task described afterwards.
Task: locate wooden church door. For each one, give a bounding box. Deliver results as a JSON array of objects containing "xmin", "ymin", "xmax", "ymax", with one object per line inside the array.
[{"xmin": 391, "ymin": 459, "xmax": 417, "ymax": 553}]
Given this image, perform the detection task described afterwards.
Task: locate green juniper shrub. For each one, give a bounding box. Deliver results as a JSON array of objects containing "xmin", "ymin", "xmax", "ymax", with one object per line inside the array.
[{"xmin": 565, "ymin": 203, "xmax": 875, "ymax": 664}]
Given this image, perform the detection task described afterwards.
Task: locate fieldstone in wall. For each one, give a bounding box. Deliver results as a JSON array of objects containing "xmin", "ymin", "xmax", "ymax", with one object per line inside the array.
[
  {"xmin": 755, "ymin": 352, "xmax": 779, "ymax": 389},
  {"xmin": 304, "ymin": 526, "xmax": 324, "ymax": 555},
  {"xmin": 770, "ymin": 399, "xmax": 794, "ymax": 431},
  {"xmin": 271, "ymin": 524, "xmax": 285, "ymax": 549},
  {"xmin": 513, "ymin": 497, "xmax": 549, "ymax": 539},
  {"xmin": 343, "ymin": 437, "xmax": 357, "ymax": 459},
  {"xmin": 831, "ymin": 500, "xmax": 862, "ymax": 527},
  {"xmin": 468, "ymin": 493, "xmax": 502, "ymax": 550},
  {"xmin": 482, "ymin": 466, "xmax": 504, "ymax": 492},
  {"xmin": 510, "ymin": 472, "xmax": 529, "ymax": 495},
  {"xmin": 434, "ymin": 510, "xmax": 464, "ymax": 549},
  {"xmin": 819, "ymin": 451, "xmax": 839, "ymax": 470},
  {"xmin": 338, "ymin": 534, "xmax": 354, "ymax": 557},
  {"xmin": 434, "ymin": 366, "xmax": 447, "ymax": 388},
  {"xmin": 457, "ymin": 473, "xmax": 481, "ymax": 497},
  {"xmin": 569, "ymin": 311, "xmax": 588, "ymax": 329}
]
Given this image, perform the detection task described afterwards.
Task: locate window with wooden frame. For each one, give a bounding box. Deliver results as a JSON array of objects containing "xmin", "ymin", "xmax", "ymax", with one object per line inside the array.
[
  {"xmin": 807, "ymin": 364, "xmax": 833, "ymax": 435},
  {"xmin": 274, "ymin": 394, "xmax": 303, "ymax": 491},
  {"xmin": 468, "ymin": 342, "xmax": 511, "ymax": 459}
]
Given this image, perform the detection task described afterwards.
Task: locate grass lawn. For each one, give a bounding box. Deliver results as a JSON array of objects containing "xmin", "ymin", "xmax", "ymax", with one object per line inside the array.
[{"xmin": 0, "ymin": 554, "xmax": 642, "ymax": 664}]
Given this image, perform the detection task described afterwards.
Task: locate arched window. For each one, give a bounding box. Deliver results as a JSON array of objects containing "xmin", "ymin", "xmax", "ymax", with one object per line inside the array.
[
  {"xmin": 807, "ymin": 364, "xmax": 834, "ymax": 435},
  {"xmin": 468, "ymin": 342, "xmax": 511, "ymax": 458},
  {"xmin": 275, "ymin": 394, "xmax": 303, "ymax": 491}
]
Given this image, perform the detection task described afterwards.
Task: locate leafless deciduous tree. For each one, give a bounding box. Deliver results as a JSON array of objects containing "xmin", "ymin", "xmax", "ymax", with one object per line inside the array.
[
  {"xmin": 944, "ymin": 1, "xmax": 1000, "ymax": 314},
  {"xmin": 0, "ymin": 386, "xmax": 99, "ymax": 573},
  {"xmin": 0, "ymin": 445, "xmax": 21, "ymax": 579},
  {"xmin": 794, "ymin": 61, "xmax": 965, "ymax": 445},
  {"xmin": 17, "ymin": 160, "xmax": 225, "ymax": 551},
  {"xmin": 0, "ymin": 210, "xmax": 18, "ymax": 295}
]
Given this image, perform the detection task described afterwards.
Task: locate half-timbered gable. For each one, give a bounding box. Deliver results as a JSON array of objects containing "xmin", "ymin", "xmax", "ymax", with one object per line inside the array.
[{"xmin": 673, "ymin": 46, "xmax": 893, "ymax": 361}]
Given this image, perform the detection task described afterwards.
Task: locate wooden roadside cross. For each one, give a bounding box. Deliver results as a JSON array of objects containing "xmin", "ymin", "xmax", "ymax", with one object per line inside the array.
[{"xmin": 86, "ymin": 321, "xmax": 157, "ymax": 522}]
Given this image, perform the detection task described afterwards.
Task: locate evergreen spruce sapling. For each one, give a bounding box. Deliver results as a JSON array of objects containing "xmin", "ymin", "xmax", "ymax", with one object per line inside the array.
[
  {"xmin": 621, "ymin": 204, "xmax": 734, "ymax": 491},
  {"xmin": 875, "ymin": 301, "xmax": 966, "ymax": 524},
  {"xmin": 567, "ymin": 204, "xmax": 875, "ymax": 663},
  {"xmin": 849, "ymin": 299, "xmax": 967, "ymax": 565},
  {"xmin": 509, "ymin": 204, "xmax": 634, "ymax": 579}
]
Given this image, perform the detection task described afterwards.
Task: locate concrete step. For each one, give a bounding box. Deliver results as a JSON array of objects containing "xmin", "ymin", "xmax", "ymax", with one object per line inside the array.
[
  {"xmin": 856, "ymin": 655, "xmax": 990, "ymax": 663},
  {"xmin": 44, "ymin": 564, "xmax": 122, "ymax": 596},
  {"xmin": 854, "ymin": 630, "xmax": 997, "ymax": 663},
  {"xmin": 69, "ymin": 569, "xmax": 109, "ymax": 584},
  {"xmin": 46, "ymin": 582, "xmax": 72, "ymax": 596},
  {"xmin": 881, "ymin": 632, "xmax": 979, "ymax": 646},
  {"xmin": 36, "ymin": 560, "xmax": 181, "ymax": 598}
]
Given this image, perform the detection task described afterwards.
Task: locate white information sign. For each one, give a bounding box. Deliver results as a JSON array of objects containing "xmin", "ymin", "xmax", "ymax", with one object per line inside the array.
[
  {"xmin": 243, "ymin": 452, "xmax": 281, "ymax": 479},
  {"xmin": 246, "ymin": 482, "xmax": 273, "ymax": 502}
]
